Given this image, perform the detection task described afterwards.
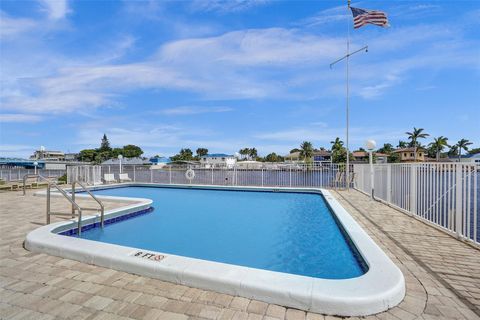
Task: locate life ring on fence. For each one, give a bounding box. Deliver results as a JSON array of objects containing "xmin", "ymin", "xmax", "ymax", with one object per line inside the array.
[{"xmin": 185, "ymin": 169, "xmax": 195, "ymax": 180}]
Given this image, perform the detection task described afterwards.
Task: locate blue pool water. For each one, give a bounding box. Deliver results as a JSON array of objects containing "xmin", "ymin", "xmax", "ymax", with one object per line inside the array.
[{"xmin": 72, "ymin": 186, "xmax": 367, "ymax": 279}]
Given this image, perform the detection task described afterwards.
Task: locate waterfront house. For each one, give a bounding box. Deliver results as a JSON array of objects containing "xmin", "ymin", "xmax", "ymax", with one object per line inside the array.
[
  {"xmin": 200, "ymin": 154, "xmax": 237, "ymax": 169},
  {"xmin": 149, "ymin": 156, "xmax": 170, "ymax": 167},
  {"xmin": 392, "ymin": 147, "xmax": 426, "ymax": 162},
  {"xmin": 30, "ymin": 149, "xmax": 65, "ymax": 161},
  {"xmin": 352, "ymin": 151, "xmax": 388, "ymax": 163},
  {"xmin": 285, "ymin": 150, "xmax": 332, "ymax": 163},
  {"xmin": 313, "ymin": 150, "xmax": 332, "ymax": 162}
]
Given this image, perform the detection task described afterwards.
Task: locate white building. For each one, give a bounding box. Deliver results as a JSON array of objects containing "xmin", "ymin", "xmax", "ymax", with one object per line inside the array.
[
  {"xmin": 30, "ymin": 149, "xmax": 65, "ymax": 161},
  {"xmin": 200, "ymin": 154, "xmax": 237, "ymax": 169}
]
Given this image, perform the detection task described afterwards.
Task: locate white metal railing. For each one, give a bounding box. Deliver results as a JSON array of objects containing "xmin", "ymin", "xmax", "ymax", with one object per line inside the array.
[
  {"xmin": 67, "ymin": 165, "xmax": 102, "ymax": 185},
  {"xmin": 99, "ymin": 163, "xmax": 351, "ymax": 189},
  {"xmin": 354, "ymin": 163, "xmax": 479, "ymax": 246},
  {"xmin": 0, "ymin": 168, "xmax": 65, "ymax": 182}
]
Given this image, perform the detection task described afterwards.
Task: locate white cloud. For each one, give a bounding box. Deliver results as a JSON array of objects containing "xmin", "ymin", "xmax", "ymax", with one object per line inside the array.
[
  {"xmin": 158, "ymin": 106, "xmax": 233, "ymax": 116},
  {"xmin": 1, "ymin": 12, "xmax": 479, "ymax": 115},
  {"xmin": 38, "ymin": 0, "xmax": 70, "ymax": 20},
  {"xmin": 0, "ymin": 12, "xmax": 37, "ymax": 38},
  {"xmin": 299, "ymin": 5, "xmax": 348, "ymax": 27},
  {"xmin": 0, "ymin": 144, "xmax": 35, "ymax": 158},
  {"xmin": 0, "ymin": 114, "xmax": 43, "ymax": 123}
]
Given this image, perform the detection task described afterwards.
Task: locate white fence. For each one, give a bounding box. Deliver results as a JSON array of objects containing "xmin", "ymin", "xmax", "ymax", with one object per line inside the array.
[
  {"xmin": 0, "ymin": 168, "xmax": 65, "ymax": 181},
  {"xmin": 99, "ymin": 163, "xmax": 349, "ymax": 189},
  {"xmin": 67, "ymin": 165, "xmax": 102, "ymax": 185},
  {"xmin": 354, "ymin": 163, "xmax": 479, "ymax": 246}
]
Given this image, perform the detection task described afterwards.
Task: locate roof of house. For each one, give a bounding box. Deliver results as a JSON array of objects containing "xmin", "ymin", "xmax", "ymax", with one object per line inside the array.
[
  {"xmin": 284, "ymin": 151, "xmax": 301, "ymax": 158},
  {"xmin": 102, "ymin": 157, "xmax": 149, "ymax": 165},
  {"xmin": 466, "ymin": 153, "xmax": 480, "ymax": 158},
  {"xmin": 313, "ymin": 150, "xmax": 331, "ymax": 156},
  {"xmin": 149, "ymin": 156, "xmax": 170, "ymax": 163},
  {"xmin": 203, "ymin": 153, "xmax": 235, "ymax": 158},
  {"xmin": 393, "ymin": 147, "xmax": 426, "ymax": 153}
]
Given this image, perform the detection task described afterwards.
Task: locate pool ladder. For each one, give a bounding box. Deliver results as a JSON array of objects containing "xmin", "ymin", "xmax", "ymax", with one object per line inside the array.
[{"xmin": 23, "ymin": 175, "xmax": 104, "ymax": 235}]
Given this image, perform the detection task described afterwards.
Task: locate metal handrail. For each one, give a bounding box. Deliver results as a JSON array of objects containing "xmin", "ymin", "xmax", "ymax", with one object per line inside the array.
[
  {"xmin": 46, "ymin": 183, "xmax": 83, "ymax": 234},
  {"xmin": 71, "ymin": 180, "xmax": 105, "ymax": 228},
  {"xmin": 22, "ymin": 174, "xmax": 54, "ymax": 196},
  {"xmin": 23, "ymin": 174, "xmax": 85, "ymax": 235}
]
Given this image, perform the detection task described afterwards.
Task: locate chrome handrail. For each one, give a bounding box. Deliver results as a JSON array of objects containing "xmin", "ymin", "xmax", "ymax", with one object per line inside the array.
[
  {"xmin": 71, "ymin": 180, "xmax": 105, "ymax": 228},
  {"xmin": 23, "ymin": 174, "xmax": 86, "ymax": 235},
  {"xmin": 46, "ymin": 183, "xmax": 83, "ymax": 234},
  {"xmin": 22, "ymin": 174, "xmax": 54, "ymax": 196}
]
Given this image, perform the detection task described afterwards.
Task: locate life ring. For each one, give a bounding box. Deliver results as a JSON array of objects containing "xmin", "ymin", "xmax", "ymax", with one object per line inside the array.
[{"xmin": 185, "ymin": 169, "xmax": 195, "ymax": 180}]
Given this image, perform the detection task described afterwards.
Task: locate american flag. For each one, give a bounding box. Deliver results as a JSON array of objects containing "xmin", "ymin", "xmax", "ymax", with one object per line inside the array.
[{"xmin": 350, "ymin": 7, "xmax": 389, "ymax": 29}]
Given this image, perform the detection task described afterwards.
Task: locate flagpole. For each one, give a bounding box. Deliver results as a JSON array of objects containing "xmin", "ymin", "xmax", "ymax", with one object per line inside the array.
[
  {"xmin": 329, "ymin": 2, "xmax": 368, "ymax": 190},
  {"xmin": 346, "ymin": 0, "xmax": 351, "ymax": 190}
]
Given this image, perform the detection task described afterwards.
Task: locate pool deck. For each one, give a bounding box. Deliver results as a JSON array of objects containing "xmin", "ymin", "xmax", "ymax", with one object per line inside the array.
[{"xmin": 1, "ymin": 187, "xmax": 479, "ymax": 320}]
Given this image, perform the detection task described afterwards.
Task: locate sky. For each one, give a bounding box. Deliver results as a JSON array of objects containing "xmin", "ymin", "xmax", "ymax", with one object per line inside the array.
[{"xmin": 0, "ymin": 0, "xmax": 479, "ymax": 158}]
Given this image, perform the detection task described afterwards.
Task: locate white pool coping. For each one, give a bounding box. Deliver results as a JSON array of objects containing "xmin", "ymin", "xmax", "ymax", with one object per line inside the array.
[{"xmin": 25, "ymin": 183, "xmax": 405, "ymax": 316}]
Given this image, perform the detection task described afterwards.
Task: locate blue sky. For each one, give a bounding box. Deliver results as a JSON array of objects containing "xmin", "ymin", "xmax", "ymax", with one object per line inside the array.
[{"xmin": 0, "ymin": 0, "xmax": 479, "ymax": 158}]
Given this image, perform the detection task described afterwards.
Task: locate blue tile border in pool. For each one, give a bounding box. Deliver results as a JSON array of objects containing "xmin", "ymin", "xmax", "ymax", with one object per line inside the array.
[{"xmin": 59, "ymin": 207, "xmax": 154, "ymax": 236}]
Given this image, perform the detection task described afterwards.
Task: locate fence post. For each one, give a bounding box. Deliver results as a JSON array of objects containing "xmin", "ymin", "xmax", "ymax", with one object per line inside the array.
[
  {"xmin": 150, "ymin": 169, "xmax": 153, "ymax": 183},
  {"xmin": 455, "ymin": 164, "xmax": 462, "ymax": 239},
  {"xmin": 289, "ymin": 166, "xmax": 292, "ymax": 187},
  {"xmin": 169, "ymin": 166, "xmax": 172, "ymax": 184},
  {"xmin": 133, "ymin": 166, "xmax": 136, "ymax": 182},
  {"xmin": 261, "ymin": 169, "xmax": 264, "ymax": 187},
  {"xmin": 386, "ymin": 165, "xmax": 392, "ymax": 203},
  {"xmin": 211, "ymin": 168, "xmax": 214, "ymax": 185},
  {"xmin": 410, "ymin": 164, "xmax": 417, "ymax": 215}
]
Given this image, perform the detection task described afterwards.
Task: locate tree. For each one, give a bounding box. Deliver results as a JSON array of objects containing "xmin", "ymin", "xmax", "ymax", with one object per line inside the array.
[
  {"xmin": 451, "ymin": 139, "xmax": 473, "ymax": 161},
  {"xmin": 377, "ymin": 143, "xmax": 394, "ymax": 154},
  {"xmin": 99, "ymin": 134, "xmax": 111, "ymax": 152},
  {"xmin": 196, "ymin": 148, "xmax": 209, "ymax": 157},
  {"xmin": 289, "ymin": 148, "xmax": 300, "ymax": 154},
  {"xmin": 331, "ymin": 148, "xmax": 354, "ymax": 163},
  {"xmin": 95, "ymin": 151, "xmax": 111, "ymax": 164},
  {"xmin": 79, "ymin": 149, "xmax": 97, "ymax": 162},
  {"xmin": 122, "ymin": 145, "xmax": 143, "ymax": 158},
  {"xmin": 299, "ymin": 141, "xmax": 314, "ymax": 161},
  {"xmin": 110, "ymin": 147, "xmax": 124, "ymax": 158},
  {"xmin": 428, "ymin": 136, "xmax": 450, "ymax": 162},
  {"xmin": 238, "ymin": 148, "xmax": 250, "ymax": 160},
  {"xmin": 264, "ymin": 152, "xmax": 283, "ymax": 162},
  {"xmin": 406, "ymin": 127, "xmax": 429, "ymax": 162},
  {"xmin": 170, "ymin": 148, "xmax": 194, "ymax": 161},
  {"xmin": 249, "ymin": 148, "xmax": 258, "ymax": 160},
  {"xmin": 330, "ymin": 137, "xmax": 344, "ymax": 152},
  {"xmin": 397, "ymin": 140, "xmax": 408, "ymax": 148},
  {"xmin": 468, "ymin": 147, "xmax": 480, "ymax": 155}
]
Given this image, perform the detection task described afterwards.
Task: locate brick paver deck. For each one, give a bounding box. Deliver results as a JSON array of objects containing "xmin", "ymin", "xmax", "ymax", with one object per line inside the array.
[{"xmin": 1, "ymin": 187, "xmax": 479, "ymax": 320}]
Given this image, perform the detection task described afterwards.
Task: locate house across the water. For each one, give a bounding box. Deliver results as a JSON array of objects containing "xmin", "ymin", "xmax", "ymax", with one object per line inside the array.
[
  {"xmin": 200, "ymin": 154, "xmax": 237, "ymax": 169},
  {"xmin": 392, "ymin": 147, "xmax": 426, "ymax": 162}
]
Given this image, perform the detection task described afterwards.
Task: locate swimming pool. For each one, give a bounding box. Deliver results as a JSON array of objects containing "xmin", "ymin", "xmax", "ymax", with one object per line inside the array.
[
  {"xmin": 25, "ymin": 184, "xmax": 405, "ymax": 316},
  {"xmin": 71, "ymin": 186, "xmax": 366, "ymax": 279}
]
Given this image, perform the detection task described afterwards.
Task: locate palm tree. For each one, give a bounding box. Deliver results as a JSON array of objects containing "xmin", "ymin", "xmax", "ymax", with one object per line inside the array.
[
  {"xmin": 428, "ymin": 136, "xmax": 449, "ymax": 162},
  {"xmin": 239, "ymin": 148, "xmax": 250, "ymax": 160},
  {"xmin": 330, "ymin": 137, "xmax": 344, "ymax": 152},
  {"xmin": 452, "ymin": 139, "xmax": 473, "ymax": 161},
  {"xmin": 397, "ymin": 140, "xmax": 408, "ymax": 148},
  {"xmin": 300, "ymin": 141, "xmax": 314, "ymax": 161},
  {"xmin": 406, "ymin": 127, "xmax": 429, "ymax": 162},
  {"xmin": 249, "ymin": 148, "xmax": 258, "ymax": 160}
]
